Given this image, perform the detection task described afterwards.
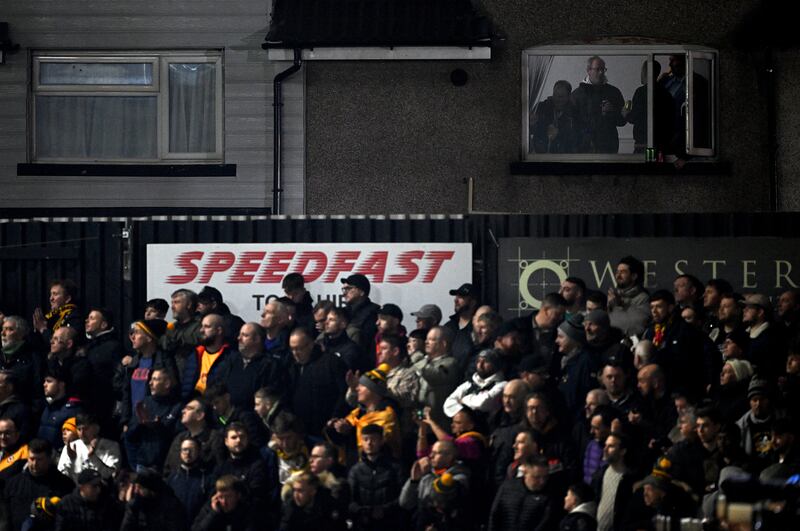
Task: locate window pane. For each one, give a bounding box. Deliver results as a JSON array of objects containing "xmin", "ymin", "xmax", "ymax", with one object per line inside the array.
[
  {"xmin": 691, "ymin": 58, "xmax": 713, "ymax": 150},
  {"xmin": 169, "ymin": 63, "xmax": 216, "ymax": 153},
  {"xmin": 36, "ymin": 95, "xmax": 157, "ymax": 159},
  {"xmin": 40, "ymin": 62, "xmax": 153, "ymax": 85},
  {"xmin": 527, "ymin": 54, "xmax": 647, "ymax": 155}
]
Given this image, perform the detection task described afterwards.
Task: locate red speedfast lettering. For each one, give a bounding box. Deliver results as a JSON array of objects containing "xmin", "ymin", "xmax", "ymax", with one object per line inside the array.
[{"xmin": 165, "ymin": 249, "xmax": 456, "ymax": 285}]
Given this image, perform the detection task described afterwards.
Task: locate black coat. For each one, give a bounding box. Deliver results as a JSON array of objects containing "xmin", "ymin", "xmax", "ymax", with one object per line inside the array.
[
  {"xmin": 287, "ymin": 346, "xmax": 348, "ymax": 436},
  {"xmin": 0, "ymin": 396, "xmax": 32, "ymax": 441},
  {"xmin": 83, "ymin": 331, "xmax": 123, "ymax": 419},
  {"xmin": 590, "ymin": 464, "xmax": 637, "ymax": 531},
  {"xmin": 321, "ymin": 332, "xmax": 367, "ymax": 372},
  {"xmin": 220, "ymin": 351, "xmax": 285, "ymax": 409},
  {"xmin": 347, "ymin": 453, "xmax": 404, "ymax": 522},
  {"xmin": 559, "ymin": 509, "xmax": 597, "ymax": 531},
  {"xmin": 0, "ymin": 339, "xmax": 46, "ymax": 411},
  {"xmin": 124, "ymin": 393, "xmax": 182, "ymax": 469},
  {"xmin": 167, "ymin": 465, "xmax": 214, "ymax": 529},
  {"xmin": 191, "ymin": 499, "xmax": 260, "ymax": 531},
  {"xmin": 346, "ymin": 297, "xmax": 380, "ymax": 357},
  {"xmin": 2, "ymin": 468, "xmax": 75, "ymax": 531},
  {"xmin": 643, "ymin": 316, "xmax": 707, "ymax": 400},
  {"xmin": 54, "ymin": 489, "xmax": 123, "ymax": 531},
  {"xmin": 489, "ymin": 477, "xmax": 558, "ymax": 531},
  {"xmin": 120, "ymin": 488, "xmax": 188, "ymax": 531},
  {"xmin": 212, "ymin": 446, "xmax": 276, "ymax": 508},
  {"xmin": 279, "ymin": 487, "xmax": 347, "ymax": 531}
]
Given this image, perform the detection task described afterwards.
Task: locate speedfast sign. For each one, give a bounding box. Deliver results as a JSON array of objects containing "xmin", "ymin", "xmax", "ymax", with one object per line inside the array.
[{"xmin": 147, "ymin": 243, "xmax": 472, "ymax": 329}]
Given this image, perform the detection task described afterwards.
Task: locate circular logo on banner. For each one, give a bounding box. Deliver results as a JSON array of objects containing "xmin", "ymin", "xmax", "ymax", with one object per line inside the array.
[{"xmin": 518, "ymin": 259, "xmax": 568, "ymax": 310}]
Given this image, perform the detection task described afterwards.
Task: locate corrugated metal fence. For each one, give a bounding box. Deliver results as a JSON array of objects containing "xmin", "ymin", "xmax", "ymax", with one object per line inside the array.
[{"xmin": 2, "ymin": 212, "xmax": 800, "ymax": 331}]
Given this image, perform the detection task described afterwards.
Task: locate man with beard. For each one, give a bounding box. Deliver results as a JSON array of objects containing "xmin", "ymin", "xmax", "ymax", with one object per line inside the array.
[
  {"xmin": 599, "ymin": 362, "xmax": 638, "ymax": 415},
  {"xmin": 592, "ymin": 432, "xmax": 635, "ymax": 531},
  {"xmin": 703, "ymin": 279, "xmax": 733, "ymax": 334},
  {"xmin": 445, "ymin": 283, "xmax": 480, "ymax": 371},
  {"xmin": 631, "ymin": 364, "xmax": 676, "ymax": 448},
  {"xmin": 515, "ymin": 293, "xmax": 567, "ymax": 377},
  {"xmin": 48, "ymin": 326, "xmax": 92, "ymax": 404},
  {"xmin": 444, "ymin": 348, "xmax": 507, "ymax": 420},
  {"xmin": 161, "ymin": 289, "xmax": 202, "ymax": 372},
  {"xmin": 1, "ymin": 315, "xmax": 45, "ymax": 411},
  {"xmin": 560, "ymin": 277, "xmax": 586, "ymax": 319},
  {"xmin": 213, "ymin": 422, "xmax": 276, "ymax": 509},
  {"xmin": 182, "ymin": 313, "xmax": 232, "ymax": 399},
  {"xmin": 709, "ymin": 292, "xmax": 744, "ymax": 352},
  {"xmin": 777, "ymin": 288, "xmax": 800, "ymax": 336},
  {"xmin": 607, "ymin": 256, "xmax": 650, "ymax": 338},
  {"xmin": 341, "ymin": 274, "xmax": 381, "ymax": 355},
  {"xmin": 583, "ymin": 309, "xmax": 626, "ymax": 366},
  {"xmin": 196, "ymin": 286, "xmax": 245, "ymax": 347}
]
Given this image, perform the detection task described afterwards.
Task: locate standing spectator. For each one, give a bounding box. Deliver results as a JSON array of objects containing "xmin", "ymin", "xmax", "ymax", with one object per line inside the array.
[
  {"xmin": 82, "ymin": 307, "xmax": 122, "ymax": 430},
  {"xmin": 58, "ymin": 413, "xmax": 121, "ymax": 482},
  {"xmin": 444, "ymin": 348, "xmax": 507, "ymax": 419},
  {"xmin": 219, "ymin": 321, "xmax": 283, "ymax": 409},
  {"xmin": 47, "ymin": 326, "xmax": 93, "ymax": 405},
  {"xmin": 777, "ymin": 288, "xmax": 800, "ymax": 336},
  {"xmin": 267, "ymin": 412, "xmax": 312, "ymax": 488},
  {"xmin": 489, "ymin": 379, "xmax": 530, "ymax": 487},
  {"xmin": 340, "ymin": 274, "xmax": 380, "ymax": 356},
  {"xmin": 489, "ymin": 455, "xmax": 558, "ymax": 531},
  {"xmin": 583, "ymin": 407, "xmax": 615, "ymax": 485},
  {"xmin": 399, "ymin": 440, "xmax": 469, "ymax": 516},
  {"xmin": 374, "ymin": 304, "xmax": 406, "ymax": 362},
  {"xmin": 120, "ymin": 469, "xmax": 188, "ymax": 531},
  {"xmin": 560, "ymin": 482, "xmax": 597, "ymax": 531},
  {"xmin": 118, "ymin": 319, "xmax": 175, "ymax": 432},
  {"xmin": 444, "ymin": 283, "xmax": 480, "ymax": 371},
  {"xmin": 0, "ymin": 370, "xmax": 33, "ymax": 442},
  {"xmin": 213, "ymin": 422, "xmax": 276, "ymax": 509},
  {"xmin": 743, "ymin": 293, "xmax": 786, "ymax": 380},
  {"xmin": 1, "ymin": 315, "xmax": 46, "ymax": 413},
  {"xmin": 163, "ymin": 399, "xmax": 220, "ymax": 476},
  {"xmin": 556, "ymin": 315, "xmax": 599, "ymax": 420},
  {"xmin": 205, "ymin": 383, "xmax": 267, "ymax": 448},
  {"xmin": 196, "ymin": 286, "xmax": 245, "ymax": 347},
  {"xmin": 260, "ymin": 299, "xmax": 293, "ymax": 364},
  {"xmin": 123, "ymin": 367, "xmax": 182, "ymax": 471},
  {"xmin": 560, "ymin": 277, "xmax": 587, "ymax": 319},
  {"xmin": 287, "ymin": 327, "xmax": 348, "ymax": 437},
  {"xmin": 32, "ymin": 279, "xmax": 83, "ymax": 344},
  {"xmin": 411, "ymin": 304, "xmax": 442, "ymax": 331},
  {"xmin": 736, "ymin": 378, "xmax": 776, "ymax": 468},
  {"xmin": 570, "ymin": 55, "xmax": 626, "ymax": 153},
  {"xmin": 37, "ymin": 364, "xmax": 83, "ymax": 450},
  {"xmin": 280, "ymin": 471, "xmax": 347, "ymax": 531},
  {"xmin": 0, "ymin": 439, "xmax": 75, "ymax": 530},
  {"xmin": 598, "ymin": 363, "xmax": 638, "ymax": 416},
  {"xmin": 414, "ymin": 326, "xmax": 460, "ymax": 429},
  {"xmin": 311, "ymin": 301, "xmax": 335, "ymax": 340},
  {"xmin": 673, "ymin": 274, "xmax": 703, "ymax": 311},
  {"xmin": 592, "ymin": 432, "xmax": 635, "ymax": 531},
  {"xmin": 167, "ymin": 438, "xmax": 213, "ymax": 529},
  {"xmin": 191, "ymin": 474, "xmax": 259, "ymax": 531},
  {"xmin": 143, "ymin": 299, "xmax": 169, "ymax": 321},
  {"xmin": 0, "ymin": 418, "xmax": 27, "ymax": 480},
  {"xmin": 55, "ymin": 468, "xmax": 123, "ymax": 531},
  {"xmin": 515, "ymin": 293, "xmax": 567, "ymax": 377},
  {"xmin": 182, "ymin": 313, "xmax": 232, "ymax": 399},
  {"xmin": 321, "ymin": 306, "xmax": 368, "ymax": 371},
  {"xmin": 160, "ymin": 289, "xmax": 202, "ymax": 374},
  {"xmin": 607, "ymin": 256, "xmax": 650, "ymax": 338},
  {"xmin": 632, "ymin": 364, "xmax": 676, "ymax": 446},
  {"xmin": 347, "ymin": 424, "xmax": 405, "ymax": 531},
  {"xmin": 282, "ymin": 273, "xmax": 315, "ymax": 334}
]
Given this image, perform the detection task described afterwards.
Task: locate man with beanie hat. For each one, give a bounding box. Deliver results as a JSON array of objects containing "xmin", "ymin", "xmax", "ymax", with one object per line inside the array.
[
  {"xmin": 341, "ymin": 274, "xmax": 381, "ymax": 355},
  {"xmin": 443, "ymin": 348, "xmax": 507, "ymax": 419},
  {"xmin": 584, "ymin": 309, "xmax": 626, "ymax": 365},
  {"xmin": 417, "ymin": 471, "xmax": 471, "ymax": 530},
  {"xmin": 607, "ymin": 255, "xmax": 650, "ymax": 338},
  {"xmin": 347, "ymin": 424, "xmax": 405, "ymax": 531},
  {"xmin": 556, "ymin": 314, "xmax": 600, "ymax": 421},
  {"xmin": 331, "ymin": 364, "xmax": 400, "ymax": 459},
  {"xmin": 118, "ymin": 319, "xmax": 176, "ymax": 433}
]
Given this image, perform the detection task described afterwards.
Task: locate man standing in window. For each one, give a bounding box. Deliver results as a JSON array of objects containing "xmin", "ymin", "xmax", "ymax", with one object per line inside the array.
[{"xmin": 571, "ymin": 56, "xmax": 626, "ymax": 154}]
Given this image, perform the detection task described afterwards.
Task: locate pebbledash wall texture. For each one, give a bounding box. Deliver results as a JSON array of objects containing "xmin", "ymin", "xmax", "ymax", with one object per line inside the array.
[{"xmin": 305, "ymin": 0, "xmax": 800, "ymax": 215}]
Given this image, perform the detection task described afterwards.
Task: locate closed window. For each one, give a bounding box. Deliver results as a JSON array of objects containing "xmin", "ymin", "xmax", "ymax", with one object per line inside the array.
[{"xmin": 32, "ymin": 51, "xmax": 223, "ymax": 163}]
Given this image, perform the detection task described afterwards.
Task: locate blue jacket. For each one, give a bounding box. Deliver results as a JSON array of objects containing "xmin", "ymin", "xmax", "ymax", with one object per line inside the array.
[
  {"xmin": 37, "ymin": 396, "xmax": 83, "ymax": 449},
  {"xmin": 180, "ymin": 344, "xmax": 232, "ymax": 399},
  {"xmin": 166, "ymin": 465, "xmax": 214, "ymax": 529}
]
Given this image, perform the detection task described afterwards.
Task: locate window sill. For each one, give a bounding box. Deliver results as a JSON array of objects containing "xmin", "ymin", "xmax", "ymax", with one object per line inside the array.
[
  {"xmin": 509, "ymin": 161, "xmax": 730, "ymax": 176},
  {"xmin": 17, "ymin": 163, "xmax": 236, "ymax": 177}
]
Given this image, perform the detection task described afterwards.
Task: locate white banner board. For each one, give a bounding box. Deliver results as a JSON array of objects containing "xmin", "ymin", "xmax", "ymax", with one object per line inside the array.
[{"xmin": 147, "ymin": 243, "xmax": 473, "ymax": 329}]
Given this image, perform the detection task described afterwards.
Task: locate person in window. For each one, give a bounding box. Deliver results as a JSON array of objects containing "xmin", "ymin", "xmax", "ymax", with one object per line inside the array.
[
  {"xmin": 622, "ymin": 60, "xmax": 675, "ymax": 154},
  {"xmin": 658, "ymin": 54, "xmax": 711, "ymax": 165},
  {"xmin": 571, "ymin": 56, "xmax": 626, "ymax": 153},
  {"xmin": 531, "ymin": 80, "xmax": 579, "ymax": 154}
]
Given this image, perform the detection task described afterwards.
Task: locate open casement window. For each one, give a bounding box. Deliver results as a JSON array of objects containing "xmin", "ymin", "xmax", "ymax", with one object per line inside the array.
[
  {"xmin": 521, "ymin": 44, "xmax": 717, "ymax": 162},
  {"xmin": 32, "ymin": 51, "xmax": 223, "ymax": 163}
]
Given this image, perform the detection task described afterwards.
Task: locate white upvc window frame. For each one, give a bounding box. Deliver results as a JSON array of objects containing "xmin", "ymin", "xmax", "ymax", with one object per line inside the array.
[
  {"xmin": 31, "ymin": 50, "xmax": 223, "ymax": 164},
  {"xmin": 521, "ymin": 44, "xmax": 718, "ymax": 162}
]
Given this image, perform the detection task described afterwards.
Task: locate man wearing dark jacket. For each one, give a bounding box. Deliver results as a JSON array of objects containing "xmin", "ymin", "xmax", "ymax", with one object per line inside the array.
[
  {"xmin": 444, "ymin": 283, "xmax": 480, "ymax": 371},
  {"xmin": 82, "ymin": 307, "xmax": 122, "ymax": 428},
  {"xmin": 221, "ymin": 322, "xmax": 285, "ymax": 408},
  {"xmin": 592, "ymin": 432, "xmax": 636, "ymax": 531},
  {"xmin": 347, "ymin": 424, "xmax": 405, "ymax": 531},
  {"xmin": 48, "ymin": 326, "xmax": 93, "ymax": 404},
  {"xmin": 55, "ymin": 469, "xmax": 122, "ymax": 531},
  {"xmin": 489, "ymin": 379, "xmax": 529, "ymax": 488},
  {"xmin": 37, "ymin": 364, "xmax": 83, "ymax": 449},
  {"xmin": 192, "ymin": 474, "xmax": 259, "ymax": 531},
  {"xmin": 287, "ymin": 327, "xmax": 348, "ymax": 436},
  {"xmin": 280, "ymin": 471, "xmax": 347, "ymax": 531},
  {"xmin": 515, "ymin": 293, "xmax": 567, "ymax": 377},
  {"xmin": 341, "ymin": 274, "xmax": 380, "ymax": 356},
  {"xmin": 167, "ymin": 438, "xmax": 214, "ymax": 529},
  {"xmin": 489, "ymin": 455, "xmax": 558, "ymax": 531},
  {"xmin": 570, "ymin": 56, "xmax": 626, "ymax": 154},
  {"xmin": 321, "ymin": 306, "xmax": 368, "ymax": 372},
  {"xmin": 282, "ymin": 273, "xmax": 316, "ymax": 335},
  {"xmin": 0, "ymin": 439, "xmax": 75, "ymax": 530},
  {"xmin": 0, "ymin": 370, "xmax": 33, "ymax": 442},
  {"xmin": 120, "ymin": 469, "xmax": 188, "ymax": 531},
  {"xmin": 261, "ymin": 299, "xmax": 293, "ymax": 364},
  {"xmin": 1, "ymin": 315, "xmax": 46, "ymax": 413},
  {"xmin": 163, "ymin": 398, "xmax": 221, "ymax": 476},
  {"xmin": 212, "ymin": 422, "xmax": 276, "ymax": 509},
  {"xmin": 160, "ymin": 289, "xmax": 202, "ymax": 374}
]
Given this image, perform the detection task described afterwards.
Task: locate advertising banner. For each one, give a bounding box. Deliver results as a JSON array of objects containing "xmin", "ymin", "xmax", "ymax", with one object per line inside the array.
[
  {"xmin": 147, "ymin": 243, "xmax": 472, "ymax": 329},
  {"xmin": 499, "ymin": 237, "xmax": 799, "ymax": 319}
]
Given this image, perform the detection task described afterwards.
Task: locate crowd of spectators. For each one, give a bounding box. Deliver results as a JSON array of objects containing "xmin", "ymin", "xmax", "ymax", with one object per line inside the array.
[{"xmin": 0, "ymin": 258, "xmax": 799, "ymax": 530}]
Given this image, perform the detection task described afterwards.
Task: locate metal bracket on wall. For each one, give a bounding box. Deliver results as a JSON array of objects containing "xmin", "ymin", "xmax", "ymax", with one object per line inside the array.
[{"xmin": 121, "ymin": 225, "xmax": 132, "ymax": 282}]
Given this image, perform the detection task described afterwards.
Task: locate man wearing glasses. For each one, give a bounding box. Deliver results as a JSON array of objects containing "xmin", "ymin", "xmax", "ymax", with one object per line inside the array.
[{"xmin": 571, "ymin": 55, "xmax": 626, "ymax": 153}]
